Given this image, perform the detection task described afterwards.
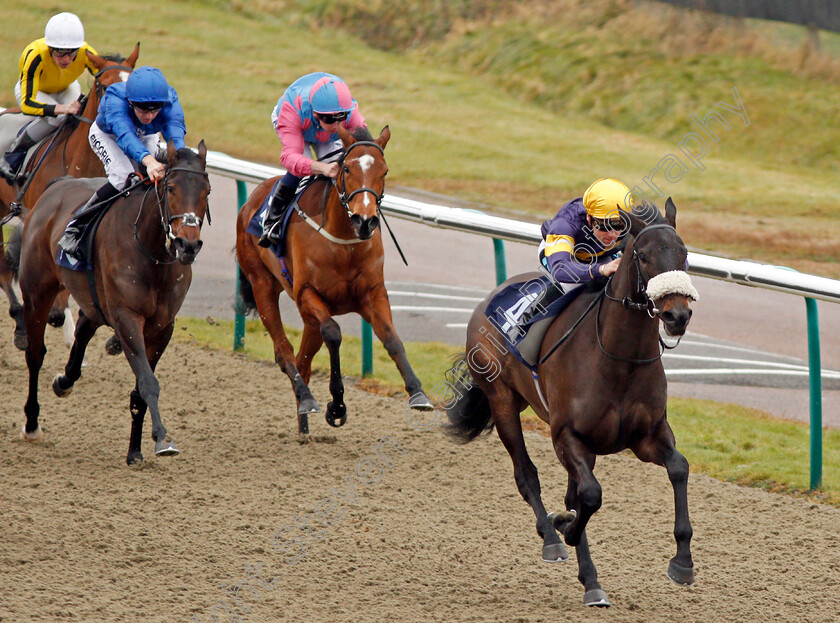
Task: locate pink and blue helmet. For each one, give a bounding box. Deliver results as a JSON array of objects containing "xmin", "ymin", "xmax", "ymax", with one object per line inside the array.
[{"xmin": 308, "ymin": 75, "xmax": 354, "ymax": 114}]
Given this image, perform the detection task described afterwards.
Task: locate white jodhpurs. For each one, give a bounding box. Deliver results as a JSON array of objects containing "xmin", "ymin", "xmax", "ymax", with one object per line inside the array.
[
  {"xmin": 88, "ymin": 120, "xmax": 162, "ymax": 189},
  {"xmin": 14, "ymin": 80, "xmax": 82, "ymax": 141}
]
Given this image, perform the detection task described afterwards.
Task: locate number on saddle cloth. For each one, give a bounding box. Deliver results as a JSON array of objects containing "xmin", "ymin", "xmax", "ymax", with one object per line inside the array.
[{"xmin": 484, "ymin": 275, "xmax": 582, "ymax": 370}]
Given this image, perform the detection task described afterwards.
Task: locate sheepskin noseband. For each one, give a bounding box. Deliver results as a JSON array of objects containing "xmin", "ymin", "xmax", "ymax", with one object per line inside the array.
[{"xmin": 646, "ymin": 270, "xmax": 699, "ymax": 302}]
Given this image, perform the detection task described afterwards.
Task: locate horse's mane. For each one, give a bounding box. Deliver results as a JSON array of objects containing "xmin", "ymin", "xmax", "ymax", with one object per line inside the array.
[
  {"xmin": 99, "ymin": 53, "xmax": 127, "ymax": 63},
  {"xmin": 350, "ymin": 126, "xmax": 374, "ymax": 142},
  {"xmin": 174, "ymin": 147, "xmax": 203, "ymax": 165}
]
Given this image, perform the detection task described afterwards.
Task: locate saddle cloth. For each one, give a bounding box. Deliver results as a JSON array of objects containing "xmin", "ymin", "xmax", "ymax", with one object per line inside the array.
[
  {"xmin": 484, "ymin": 274, "xmax": 587, "ymax": 371},
  {"xmin": 245, "ymin": 179, "xmax": 314, "ymax": 286}
]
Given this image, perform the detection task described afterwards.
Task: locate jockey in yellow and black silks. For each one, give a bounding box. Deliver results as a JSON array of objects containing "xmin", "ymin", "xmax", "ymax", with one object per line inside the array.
[{"xmin": 0, "ymin": 13, "xmax": 98, "ymax": 182}]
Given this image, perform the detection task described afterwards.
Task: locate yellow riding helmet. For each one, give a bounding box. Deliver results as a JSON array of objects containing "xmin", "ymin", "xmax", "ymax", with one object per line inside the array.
[{"xmin": 582, "ymin": 178, "xmax": 632, "ymax": 220}]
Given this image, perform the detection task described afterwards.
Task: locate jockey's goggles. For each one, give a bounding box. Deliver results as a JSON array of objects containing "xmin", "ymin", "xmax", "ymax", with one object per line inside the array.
[
  {"xmin": 591, "ymin": 216, "xmax": 626, "ymax": 233},
  {"xmin": 50, "ymin": 47, "xmax": 79, "ymax": 58},
  {"xmin": 315, "ymin": 111, "xmax": 348, "ymax": 124},
  {"xmin": 131, "ymin": 101, "xmax": 165, "ymax": 112}
]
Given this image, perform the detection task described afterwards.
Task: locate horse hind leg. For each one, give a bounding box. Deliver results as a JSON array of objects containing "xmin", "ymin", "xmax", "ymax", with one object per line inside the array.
[
  {"xmin": 126, "ymin": 387, "xmax": 147, "ymax": 465},
  {"xmin": 246, "ymin": 269, "xmax": 319, "ymax": 432},
  {"xmin": 489, "ymin": 388, "xmax": 568, "ymax": 564},
  {"xmin": 21, "ymin": 283, "xmax": 59, "ymax": 441},
  {"xmin": 52, "ymin": 310, "xmax": 98, "ymax": 397}
]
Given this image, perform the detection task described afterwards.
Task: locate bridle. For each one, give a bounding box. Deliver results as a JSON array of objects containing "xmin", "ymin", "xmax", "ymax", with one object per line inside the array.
[
  {"xmin": 597, "ymin": 223, "xmax": 686, "ymax": 363},
  {"xmin": 331, "ymin": 140, "xmax": 385, "ymax": 220},
  {"xmin": 602, "ymin": 223, "xmax": 677, "ymax": 317},
  {"xmin": 132, "ymin": 164, "xmax": 210, "ymax": 265}
]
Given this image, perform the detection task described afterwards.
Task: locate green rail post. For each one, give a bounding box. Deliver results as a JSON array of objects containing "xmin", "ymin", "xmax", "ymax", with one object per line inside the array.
[
  {"xmin": 493, "ymin": 238, "xmax": 507, "ymax": 285},
  {"xmin": 362, "ymin": 320, "xmax": 373, "ymax": 377},
  {"xmin": 805, "ymin": 297, "xmax": 822, "ymax": 490},
  {"xmin": 233, "ymin": 180, "xmax": 248, "ymax": 351}
]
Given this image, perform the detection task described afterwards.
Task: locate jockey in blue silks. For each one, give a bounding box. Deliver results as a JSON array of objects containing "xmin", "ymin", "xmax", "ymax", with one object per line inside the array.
[{"xmin": 58, "ymin": 66, "xmax": 186, "ymax": 259}]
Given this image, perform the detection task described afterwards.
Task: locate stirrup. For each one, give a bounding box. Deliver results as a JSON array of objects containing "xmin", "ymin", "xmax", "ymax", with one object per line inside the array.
[{"xmin": 258, "ymin": 221, "xmax": 281, "ymax": 248}]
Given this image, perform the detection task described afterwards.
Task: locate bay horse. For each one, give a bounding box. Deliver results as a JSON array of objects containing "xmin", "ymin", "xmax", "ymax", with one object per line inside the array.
[
  {"xmin": 18, "ymin": 141, "xmax": 210, "ymax": 465},
  {"xmin": 1, "ymin": 44, "xmax": 139, "ymax": 350},
  {"xmin": 236, "ymin": 125, "xmax": 432, "ymax": 435},
  {"xmin": 445, "ymin": 199, "xmax": 698, "ymax": 607}
]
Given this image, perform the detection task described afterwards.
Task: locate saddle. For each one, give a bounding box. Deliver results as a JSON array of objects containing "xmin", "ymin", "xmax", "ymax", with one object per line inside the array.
[
  {"xmin": 484, "ymin": 274, "xmax": 589, "ymax": 371},
  {"xmin": 245, "ymin": 178, "xmax": 317, "ymax": 286}
]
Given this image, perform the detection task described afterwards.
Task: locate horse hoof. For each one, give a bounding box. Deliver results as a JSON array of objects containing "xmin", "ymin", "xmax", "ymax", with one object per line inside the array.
[
  {"xmin": 20, "ymin": 424, "xmax": 43, "ymax": 441},
  {"xmin": 297, "ymin": 397, "xmax": 321, "ymax": 415},
  {"xmin": 154, "ymin": 440, "xmax": 180, "ymax": 457},
  {"xmin": 541, "ymin": 542, "xmax": 569, "ymax": 563},
  {"xmin": 408, "ymin": 391, "xmax": 434, "ymax": 411},
  {"xmin": 325, "ymin": 402, "xmax": 347, "ymax": 427},
  {"xmin": 668, "ymin": 559, "xmax": 695, "ymax": 586},
  {"xmin": 127, "ymin": 453, "xmax": 144, "ymax": 466},
  {"xmin": 48, "ymin": 310, "xmax": 66, "ymax": 328},
  {"xmin": 583, "ymin": 589, "xmax": 611, "ymax": 607},
  {"xmin": 548, "ymin": 509, "xmax": 576, "ymax": 530},
  {"xmin": 105, "ymin": 335, "xmax": 122, "ymax": 355},
  {"xmin": 13, "ymin": 332, "xmax": 27, "ymax": 351},
  {"xmin": 52, "ymin": 374, "xmax": 73, "ymax": 397}
]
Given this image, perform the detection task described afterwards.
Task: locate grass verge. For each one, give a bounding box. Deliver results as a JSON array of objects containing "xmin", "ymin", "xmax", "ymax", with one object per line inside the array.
[{"xmin": 175, "ymin": 314, "xmax": 840, "ymax": 507}]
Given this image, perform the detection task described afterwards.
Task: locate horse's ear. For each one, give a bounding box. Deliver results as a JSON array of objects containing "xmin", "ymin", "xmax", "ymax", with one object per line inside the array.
[
  {"xmin": 664, "ymin": 197, "xmax": 677, "ymax": 228},
  {"xmin": 166, "ymin": 138, "xmax": 178, "ymax": 163},
  {"xmin": 197, "ymin": 140, "xmax": 207, "ymax": 166},
  {"xmin": 86, "ymin": 51, "xmax": 107, "ymax": 71},
  {"xmin": 627, "ymin": 211, "xmax": 646, "ymax": 238},
  {"xmin": 337, "ymin": 124, "xmax": 353, "ymax": 147},
  {"xmin": 376, "ymin": 125, "xmax": 390, "ymax": 150},
  {"xmin": 126, "ymin": 42, "xmax": 140, "ymax": 69}
]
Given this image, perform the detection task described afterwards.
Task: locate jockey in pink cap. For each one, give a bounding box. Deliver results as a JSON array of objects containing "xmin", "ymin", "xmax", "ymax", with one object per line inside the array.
[{"xmin": 259, "ymin": 72, "xmax": 366, "ymax": 247}]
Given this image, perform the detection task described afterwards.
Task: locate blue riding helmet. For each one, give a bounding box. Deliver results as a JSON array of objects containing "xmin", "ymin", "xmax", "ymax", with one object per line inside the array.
[
  {"xmin": 126, "ymin": 66, "xmax": 170, "ymax": 104},
  {"xmin": 308, "ymin": 76, "xmax": 354, "ymax": 114}
]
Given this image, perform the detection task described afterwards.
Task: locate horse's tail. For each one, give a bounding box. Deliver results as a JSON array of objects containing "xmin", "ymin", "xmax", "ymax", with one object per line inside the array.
[
  {"xmin": 235, "ymin": 265, "xmax": 258, "ymax": 315},
  {"xmin": 443, "ymin": 354, "xmax": 495, "ymax": 443},
  {"xmin": 3, "ymin": 224, "xmax": 22, "ymax": 277}
]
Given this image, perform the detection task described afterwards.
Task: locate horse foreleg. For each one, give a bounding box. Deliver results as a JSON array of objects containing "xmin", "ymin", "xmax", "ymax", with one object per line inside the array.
[
  {"xmin": 490, "ymin": 387, "xmax": 568, "ymax": 563},
  {"xmin": 633, "ymin": 418, "xmax": 695, "ymax": 586},
  {"xmin": 297, "ymin": 290, "xmax": 345, "ymax": 428},
  {"xmin": 360, "ymin": 290, "xmax": 431, "ymax": 410},
  {"xmin": 52, "ymin": 310, "xmax": 98, "ymax": 397},
  {"xmin": 114, "ymin": 313, "xmax": 178, "ymax": 458},
  {"xmin": 124, "ymin": 326, "xmax": 170, "ymax": 465},
  {"xmin": 554, "ymin": 428, "xmax": 609, "ymax": 607}
]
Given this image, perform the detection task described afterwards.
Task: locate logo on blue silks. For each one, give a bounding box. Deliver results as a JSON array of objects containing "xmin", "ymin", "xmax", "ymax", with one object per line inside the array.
[{"xmin": 484, "ymin": 275, "xmax": 585, "ymax": 370}]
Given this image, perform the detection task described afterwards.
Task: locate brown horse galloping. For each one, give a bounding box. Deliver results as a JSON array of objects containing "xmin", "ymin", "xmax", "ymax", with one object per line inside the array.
[
  {"xmin": 236, "ymin": 125, "xmax": 432, "ymax": 435},
  {"xmin": 19, "ymin": 141, "xmax": 210, "ymax": 465},
  {"xmin": 1, "ymin": 45, "xmax": 139, "ymax": 350},
  {"xmin": 446, "ymin": 199, "xmax": 697, "ymax": 607}
]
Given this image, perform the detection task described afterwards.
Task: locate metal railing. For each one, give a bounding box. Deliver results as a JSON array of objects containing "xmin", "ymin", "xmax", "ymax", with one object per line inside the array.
[{"xmin": 218, "ymin": 151, "xmax": 840, "ymax": 489}]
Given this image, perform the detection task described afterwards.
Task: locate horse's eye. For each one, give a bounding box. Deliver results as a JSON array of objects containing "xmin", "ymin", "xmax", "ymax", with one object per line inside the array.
[
  {"xmin": 637, "ymin": 252, "xmax": 648, "ymax": 263},
  {"xmin": 166, "ymin": 185, "xmax": 175, "ymax": 194},
  {"xmin": 343, "ymin": 165, "xmax": 350, "ymax": 175},
  {"xmin": 383, "ymin": 170, "xmax": 389, "ymax": 177}
]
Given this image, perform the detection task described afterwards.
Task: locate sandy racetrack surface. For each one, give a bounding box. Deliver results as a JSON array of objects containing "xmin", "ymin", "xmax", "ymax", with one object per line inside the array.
[{"xmin": 1, "ymin": 311, "xmax": 839, "ymax": 622}]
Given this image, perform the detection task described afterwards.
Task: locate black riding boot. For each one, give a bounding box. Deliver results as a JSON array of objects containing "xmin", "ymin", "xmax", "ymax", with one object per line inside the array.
[
  {"xmin": 258, "ymin": 183, "xmax": 296, "ymax": 248},
  {"xmin": 0, "ymin": 129, "xmax": 39, "ymax": 184},
  {"xmin": 58, "ymin": 182, "xmax": 121, "ymax": 259}
]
